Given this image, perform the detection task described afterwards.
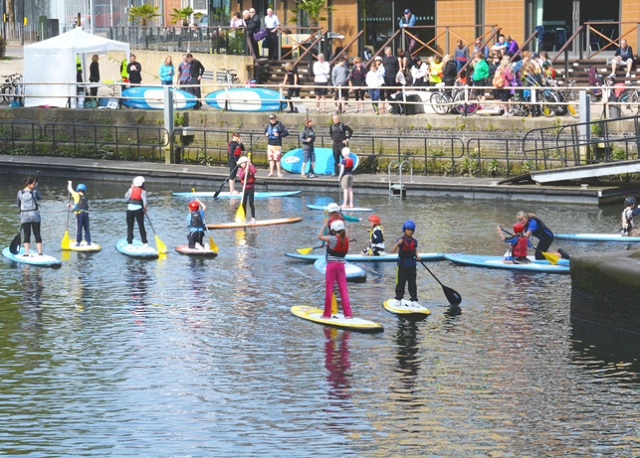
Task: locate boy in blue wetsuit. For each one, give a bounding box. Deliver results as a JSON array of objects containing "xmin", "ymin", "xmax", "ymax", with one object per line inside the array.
[
  {"xmin": 67, "ymin": 181, "xmax": 92, "ymax": 246},
  {"xmin": 391, "ymin": 220, "xmax": 420, "ymax": 306},
  {"xmin": 186, "ymin": 199, "xmax": 207, "ymax": 249},
  {"xmin": 497, "ymin": 222, "xmax": 531, "ymax": 264}
]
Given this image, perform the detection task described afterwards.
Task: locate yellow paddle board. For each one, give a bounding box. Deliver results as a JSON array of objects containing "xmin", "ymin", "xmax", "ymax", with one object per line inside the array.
[
  {"xmin": 64, "ymin": 240, "xmax": 102, "ymax": 252},
  {"xmin": 383, "ymin": 299, "xmax": 431, "ymax": 317},
  {"xmin": 290, "ymin": 306, "xmax": 383, "ymax": 333}
]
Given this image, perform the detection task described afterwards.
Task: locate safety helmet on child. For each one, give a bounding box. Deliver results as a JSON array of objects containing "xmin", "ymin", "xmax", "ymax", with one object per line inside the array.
[
  {"xmin": 402, "ymin": 220, "xmax": 416, "ymax": 232},
  {"xmin": 624, "ymin": 196, "xmax": 637, "ymax": 207},
  {"xmin": 368, "ymin": 214, "xmax": 381, "ymax": 225},
  {"xmin": 513, "ymin": 223, "xmax": 525, "ymax": 234},
  {"xmin": 326, "ymin": 203, "xmax": 341, "ymax": 213},
  {"xmin": 237, "ymin": 156, "xmax": 249, "ymax": 165},
  {"xmin": 330, "ymin": 219, "xmax": 346, "ymax": 232},
  {"xmin": 189, "ymin": 201, "xmax": 199, "ymax": 211},
  {"xmin": 76, "ymin": 183, "xmax": 87, "ymax": 192},
  {"xmin": 341, "ymin": 147, "xmax": 351, "ymax": 158},
  {"xmin": 133, "ymin": 176, "xmax": 145, "ymax": 187}
]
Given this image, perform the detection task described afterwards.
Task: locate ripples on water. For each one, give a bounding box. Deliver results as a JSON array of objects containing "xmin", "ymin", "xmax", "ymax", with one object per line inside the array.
[{"xmin": 0, "ymin": 177, "xmax": 638, "ymax": 456}]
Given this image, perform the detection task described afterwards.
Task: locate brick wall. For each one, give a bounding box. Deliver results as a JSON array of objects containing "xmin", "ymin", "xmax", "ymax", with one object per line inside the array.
[{"xmin": 485, "ymin": 0, "xmax": 524, "ymax": 44}]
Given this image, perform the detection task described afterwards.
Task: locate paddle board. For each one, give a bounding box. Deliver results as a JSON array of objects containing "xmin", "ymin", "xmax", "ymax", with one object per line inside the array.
[
  {"xmin": 115, "ymin": 239, "xmax": 159, "ymax": 259},
  {"xmin": 121, "ymin": 87, "xmax": 197, "ymax": 110},
  {"xmin": 307, "ymin": 204, "xmax": 374, "ymax": 213},
  {"xmin": 383, "ymin": 298, "xmax": 431, "ymax": 317},
  {"xmin": 313, "ymin": 258, "xmax": 367, "ymax": 283},
  {"xmin": 290, "ymin": 306, "xmax": 384, "ymax": 333},
  {"xmin": 204, "ymin": 88, "xmax": 286, "ymax": 111},
  {"xmin": 555, "ymin": 233, "xmax": 640, "ymax": 242},
  {"xmin": 281, "ymin": 148, "xmax": 360, "ymax": 175},
  {"xmin": 175, "ymin": 244, "xmax": 218, "ymax": 257},
  {"xmin": 172, "ymin": 190, "xmax": 302, "ymax": 199},
  {"xmin": 444, "ymin": 253, "xmax": 570, "ymax": 273},
  {"xmin": 63, "ymin": 240, "xmax": 102, "ymax": 252},
  {"xmin": 2, "ymin": 247, "xmax": 62, "ymax": 268},
  {"xmin": 285, "ymin": 252, "xmax": 446, "ymax": 262},
  {"xmin": 207, "ymin": 217, "xmax": 302, "ymax": 230}
]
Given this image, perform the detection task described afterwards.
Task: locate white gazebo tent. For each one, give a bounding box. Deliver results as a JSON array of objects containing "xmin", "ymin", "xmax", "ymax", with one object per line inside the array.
[{"xmin": 23, "ymin": 28, "xmax": 130, "ymax": 108}]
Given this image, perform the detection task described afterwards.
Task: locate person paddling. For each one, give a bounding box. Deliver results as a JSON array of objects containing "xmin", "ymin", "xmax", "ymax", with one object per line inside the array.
[
  {"xmin": 227, "ymin": 132, "xmax": 244, "ymax": 195},
  {"xmin": 237, "ymin": 156, "xmax": 257, "ymax": 223},
  {"xmin": 497, "ymin": 222, "xmax": 531, "ymax": 264},
  {"xmin": 17, "ymin": 176, "xmax": 43, "ymax": 257},
  {"xmin": 125, "ymin": 176, "xmax": 148, "ymax": 248},
  {"xmin": 390, "ymin": 220, "xmax": 420, "ymax": 307},
  {"xmin": 67, "ymin": 181, "xmax": 92, "ymax": 247},
  {"xmin": 317, "ymin": 219, "xmax": 352, "ymax": 319},
  {"xmin": 515, "ymin": 211, "xmax": 569, "ymax": 260},
  {"xmin": 186, "ymin": 199, "xmax": 207, "ymax": 249}
]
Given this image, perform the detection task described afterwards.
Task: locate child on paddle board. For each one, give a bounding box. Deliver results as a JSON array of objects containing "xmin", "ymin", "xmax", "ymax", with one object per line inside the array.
[
  {"xmin": 362, "ymin": 214, "xmax": 384, "ymax": 256},
  {"xmin": 391, "ymin": 220, "xmax": 420, "ymax": 306},
  {"xmin": 227, "ymin": 132, "xmax": 245, "ymax": 195},
  {"xmin": 621, "ymin": 196, "xmax": 640, "ymax": 236},
  {"xmin": 67, "ymin": 181, "xmax": 92, "ymax": 246},
  {"xmin": 237, "ymin": 156, "xmax": 257, "ymax": 223},
  {"xmin": 17, "ymin": 176, "xmax": 43, "ymax": 256},
  {"xmin": 125, "ymin": 176, "xmax": 148, "ymax": 248},
  {"xmin": 497, "ymin": 223, "xmax": 531, "ymax": 264},
  {"xmin": 515, "ymin": 211, "xmax": 569, "ymax": 260},
  {"xmin": 317, "ymin": 219, "xmax": 352, "ymax": 319},
  {"xmin": 338, "ymin": 147, "xmax": 354, "ymax": 209},
  {"xmin": 186, "ymin": 199, "xmax": 207, "ymax": 249},
  {"xmin": 326, "ymin": 202, "xmax": 345, "ymax": 225}
]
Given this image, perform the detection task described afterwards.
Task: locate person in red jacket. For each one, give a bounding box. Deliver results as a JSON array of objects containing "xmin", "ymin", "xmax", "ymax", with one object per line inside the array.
[
  {"xmin": 317, "ymin": 219, "xmax": 352, "ymax": 319},
  {"xmin": 497, "ymin": 222, "xmax": 531, "ymax": 263}
]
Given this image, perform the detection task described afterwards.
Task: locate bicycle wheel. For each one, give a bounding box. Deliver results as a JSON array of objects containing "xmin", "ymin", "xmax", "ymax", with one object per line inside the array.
[
  {"xmin": 540, "ymin": 90, "xmax": 559, "ymax": 117},
  {"xmin": 619, "ymin": 90, "xmax": 639, "ymax": 117},
  {"xmin": 429, "ymin": 91, "xmax": 450, "ymax": 115},
  {"xmin": 453, "ymin": 91, "xmax": 479, "ymax": 115},
  {"xmin": 0, "ymin": 85, "xmax": 8, "ymax": 105}
]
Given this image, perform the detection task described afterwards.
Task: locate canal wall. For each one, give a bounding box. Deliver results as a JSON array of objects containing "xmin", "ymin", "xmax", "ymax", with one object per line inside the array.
[{"xmin": 570, "ymin": 249, "xmax": 640, "ymax": 335}]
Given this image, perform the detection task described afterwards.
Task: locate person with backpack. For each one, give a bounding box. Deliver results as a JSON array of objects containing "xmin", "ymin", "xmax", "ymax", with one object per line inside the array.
[
  {"xmin": 17, "ymin": 176, "xmax": 43, "ymax": 257},
  {"xmin": 329, "ymin": 114, "xmax": 353, "ymax": 176},
  {"xmin": 493, "ymin": 55, "xmax": 514, "ymax": 115},
  {"xmin": 264, "ymin": 114, "xmax": 288, "ymax": 177},
  {"xmin": 227, "ymin": 132, "xmax": 245, "ymax": 194}
]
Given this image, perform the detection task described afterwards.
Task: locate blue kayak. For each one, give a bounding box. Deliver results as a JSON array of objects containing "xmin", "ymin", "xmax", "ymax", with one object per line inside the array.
[
  {"xmin": 307, "ymin": 204, "xmax": 374, "ymax": 213},
  {"xmin": 204, "ymin": 88, "xmax": 286, "ymax": 112},
  {"xmin": 281, "ymin": 148, "xmax": 360, "ymax": 175},
  {"xmin": 313, "ymin": 258, "xmax": 367, "ymax": 283},
  {"xmin": 121, "ymin": 86, "xmax": 197, "ymax": 110},
  {"xmin": 444, "ymin": 253, "xmax": 570, "ymax": 273},
  {"xmin": 555, "ymin": 233, "xmax": 640, "ymax": 242},
  {"xmin": 2, "ymin": 247, "xmax": 62, "ymax": 268},
  {"xmin": 172, "ymin": 190, "xmax": 302, "ymax": 199},
  {"xmin": 116, "ymin": 239, "xmax": 159, "ymax": 259},
  {"xmin": 286, "ymin": 252, "xmax": 446, "ymax": 262}
]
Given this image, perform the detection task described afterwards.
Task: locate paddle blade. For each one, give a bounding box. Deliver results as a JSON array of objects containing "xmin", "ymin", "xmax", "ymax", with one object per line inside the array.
[
  {"xmin": 61, "ymin": 230, "xmax": 70, "ymax": 250},
  {"xmin": 235, "ymin": 204, "xmax": 246, "ymax": 224},
  {"xmin": 296, "ymin": 247, "xmax": 314, "ymax": 255},
  {"xmin": 209, "ymin": 236, "xmax": 219, "ymax": 253},
  {"xmin": 9, "ymin": 232, "xmax": 21, "ymax": 255},
  {"xmin": 331, "ymin": 292, "xmax": 338, "ymax": 315},
  {"xmin": 443, "ymin": 285, "xmax": 463, "ymax": 306},
  {"xmin": 542, "ymin": 251, "xmax": 560, "ymax": 265},
  {"xmin": 155, "ymin": 235, "xmax": 167, "ymax": 254}
]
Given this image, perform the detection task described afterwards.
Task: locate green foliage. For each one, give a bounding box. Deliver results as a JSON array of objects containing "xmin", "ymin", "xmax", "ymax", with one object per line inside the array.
[
  {"xmin": 611, "ymin": 146, "xmax": 628, "ymax": 161},
  {"xmin": 358, "ymin": 154, "xmax": 379, "ymax": 173},
  {"xmin": 289, "ymin": 0, "xmax": 335, "ymax": 26},
  {"xmin": 128, "ymin": 4, "xmax": 160, "ymax": 26},
  {"xmin": 485, "ymin": 159, "xmax": 503, "ymax": 177},
  {"xmin": 170, "ymin": 6, "xmax": 202, "ymax": 26},
  {"xmin": 457, "ymin": 157, "xmax": 478, "ymax": 177},
  {"xmin": 174, "ymin": 113, "xmax": 185, "ymax": 127},
  {"xmin": 591, "ymin": 122, "xmax": 603, "ymax": 137}
]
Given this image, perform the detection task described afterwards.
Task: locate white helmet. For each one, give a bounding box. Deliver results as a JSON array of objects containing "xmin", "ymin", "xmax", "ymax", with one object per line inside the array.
[
  {"xmin": 133, "ymin": 176, "xmax": 145, "ymax": 187},
  {"xmin": 341, "ymin": 147, "xmax": 351, "ymax": 158},
  {"xmin": 237, "ymin": 156, "xmax": 249, "ymax": 165},
  {"xmin": 326, "ymin": 203, "xmax": 340, "ymax": 213},
  {"xmin": 330, "ymin": 220, "xmax": 346, "ymax": 232}
]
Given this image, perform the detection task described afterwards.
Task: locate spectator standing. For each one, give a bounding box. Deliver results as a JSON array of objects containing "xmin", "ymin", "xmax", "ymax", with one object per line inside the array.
[
  {"xmin": 454, "ymin": 39, "xmax": 470, "ymax": 72},
  {"xmin": 350, "ymin": 57, "xmax": 367, "ymax": 113},
  {"xmin": 300, "ymin": 118, "xmax": 317, "ymax": 178},
  {"xmin": 263, "ymin": 8, "xmax": 280, "ymax": 61},
  {"xmin": 127, "ymin": 54, "xmax": 142, "ymax": 85},
  {"xmin": 282, "ymin": 62, "xmax": 300, "ymax": 113},
  {"xmin": 441, "ymin": 55, "xmax": 457, "ymax": 91},
  {"xmin": 398, "ymin": 8, "xmax": 416, "ymax": 54},
  {"xmin": 264, "ymin": 114, "xmax": 288, "ymax": 177},
  {"xmin": 159, "ymin": 55, "xmax": 174, "ymax": 85},
  {"xmin": 229, "ymin": 11, "xmax": 246, "ymax": 54},
  {"xmin": 313, "ymin": 53, "xmax": 331, "ymax": 112},
  {"xmin": 381, "ymin": 46, "xmax": 400, "ymax": 107},
  {"xmin": 187, "ymin": 53, "xmax": 205, "ymax": 109},
  {"xmin": 471, "ymin": 53, "xmax": 489, "ymax": 103},
  {"xmin": 177, "ymin": 54, "xmax": 191, "ymax": 86},
  {"xmin": 474, "ymin": 37, "xmax": 490, "ymax": 59},
  {"xmin": 428, "ymin": 55, "xmax": 443, "ymax": 85},
  {"xmin": 611, "ymin": 38, "xmax": 634, "ymax": 78},
  {"xmin": 329, "ymin": 114, "xmax": 353, "ymax": 176},
  {"xmin": 246, "ymin": 8, "xmax": 260, "ymax": 58},
  {"xmin": 331, "ymin": 57, "xmax": 351, "ymax": 114},
  {"xmin": 366, "ymin": 56, "xmax": 385, "ymax": 114},
  {"xmin": 89, "ymin": 54, "xmax": 100, "ymax": 98},
  {"xmin": 493, "ymin": 55, "xmax": 514, "ymax": 115}
]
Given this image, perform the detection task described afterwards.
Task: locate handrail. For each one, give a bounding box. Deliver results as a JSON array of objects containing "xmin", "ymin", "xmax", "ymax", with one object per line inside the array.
[
  {"xmin": 365, "ymin": 29, "xmax": 402, "ymax": 69},
  {"xmin": 292, "ymin": 30, "xmax": 327, "ymax": 68},
  {"xmin": 585, "ymin": 22, "xmax": 638, "ymax": 60},
  {"xmin": 330, "ymin": 30, "xmax": 364, "ymax": 66},
  {"xmin": 278, "ymin": 26, "xmax": 323, "ymax": 61}
]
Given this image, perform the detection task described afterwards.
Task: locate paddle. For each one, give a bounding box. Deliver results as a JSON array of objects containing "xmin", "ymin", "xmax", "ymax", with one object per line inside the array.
[
  {"xmin": 192, "ymin": 188, "xmax": 218, "ymax": 253},
  {"xmin": 499, "ymin": 227, "xmax": 560, "ymax": 265},
  {"xmin": 61, "ymin": 186, "xmax": 72, "ymax": 250},
  {"xmin": 418, "ymin": 259, "xmax": 462, "ymax": 306},
  {"xmin": 296, "ymin": 238, "xmax": 357, "ymax": 255},
  {"xmin": 215, "ymin": 137, "xmax": 260, "ymax": 199},
  {"xmin": 235, "ymin": 153, "xmax": 251, "ymax": 223},
  {"xmin": 145, "ymin": 214, "xmax": 167, "ymax": 253},
  {"xmin": 11, "ymin": 171, "xmax": 40, "ymax": 254}
]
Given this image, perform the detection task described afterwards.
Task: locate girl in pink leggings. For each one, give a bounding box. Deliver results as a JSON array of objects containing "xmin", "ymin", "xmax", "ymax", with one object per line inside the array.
[{"xmin": 317, "ymin": 219, "xmax": 352, "ymax": 319}]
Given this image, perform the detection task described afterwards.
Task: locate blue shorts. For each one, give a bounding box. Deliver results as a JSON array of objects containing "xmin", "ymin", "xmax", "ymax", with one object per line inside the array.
[{"xmin": 302, "ymin": 148, "xmax": 315, "ymax": 163}]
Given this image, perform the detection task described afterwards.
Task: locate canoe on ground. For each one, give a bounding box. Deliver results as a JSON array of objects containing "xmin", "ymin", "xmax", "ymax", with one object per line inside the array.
[
  {"xmin": 172, "ymin": 190, "xmax": 302, "ymax": 199},
  {"xmin": 290, "ymin": 306, "xmax": 384, "ymax": 333},
  {"xmin": 175, "ymin": 244, "xmax": 218, "ymax": 257},
  {"xmin": 281, "ymin": 148, "xmax": 360, "ymax": 175},
  {"xmin": 115, "ymin": 239, "xmax": 159, "ymax": 259},
  {"xmin": 285, "ymin": 252, "xmax": 446, "ymax": 262},
  {"xmin": 204, "ymin": 88, "xmax": 286, "ymax": 111},
  {"xmin": 313, "ymin": 258, "xmax": 367, "ymax": 283},
  {"xmin": 383, "ymin": 298, "xmax": 431, "ymax": 317},
  {"xmin": 63, "ymin": 240, "xmax": 102, "ymax": 252},
  {"xmin": 207, "ymin": 217, "xmax": 302, "ymax": 230},
  {"xmin": 307, "ymin": 204, "xmax": 374, "ymax": 213},
  {"xmin": 121, "ymin": 86, "xmax": 197, "ymax": 110},
  {"xmin": 2, "ymin": 247, "xmax": 62, "ymax": 268},
  {"xmin": 444, "ymin": 253, "xmax": 570, "ymax": 273},
  {"xmin": 555, "ymin": 233, "xmax": 640, "ymax": 242}
]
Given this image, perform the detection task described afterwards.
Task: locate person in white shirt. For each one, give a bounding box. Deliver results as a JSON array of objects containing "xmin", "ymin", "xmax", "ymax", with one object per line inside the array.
[
  {"xmin": 263, "ymin": 8, "xmax": 280, "ymax": 60},
  {"xmin": 410, "ymin": 56, "xmax": 428, "ymax": 86},
  {"xmin": 366, "ymin": 56, "xmax": 385, "ymax": 114},
  {"xmin": 313, "ymin": 53, "xmax": 331, "ymax": 112}
]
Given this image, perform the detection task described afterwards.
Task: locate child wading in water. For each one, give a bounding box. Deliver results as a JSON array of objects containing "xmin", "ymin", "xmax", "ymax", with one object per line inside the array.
[
  {"xmin": 67, "ymin": 181, "xmax": 92, "ymax": 246},
  {"xmin": 186, "ymin": 199, "xmax": 207, "ymax": 249},
  {"xmin": 497, "ymin": 223, "xmax": 531, "ymax": 263},
  {"xmin": 391, "ymin": 220, "xmax": 420, "ymax": 306},
  {"xmin": 362, "ymin": 214, "xmax": 384, "ymax": 255},
  {"xmin": 317, "ymin": 219, "xmax": 352, "ymax": 319}
]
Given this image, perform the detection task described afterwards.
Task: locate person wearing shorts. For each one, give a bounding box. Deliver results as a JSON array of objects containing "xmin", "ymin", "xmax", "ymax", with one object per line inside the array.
[
  {"xmin": 300, "ymin": 118, "xmax": 316, "ymax": 178},
  {"xmin": 313, "ymin": 53, "xmax": 330, "ymax": 112},
  {"xmin": 264, "ymin": 114, "xmax": 288, "ymax": 177}
]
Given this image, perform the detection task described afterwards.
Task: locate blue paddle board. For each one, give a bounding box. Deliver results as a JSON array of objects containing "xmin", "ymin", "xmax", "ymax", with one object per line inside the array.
[
  {"xmin": 116, "ymin": 239, "xmax": 159, "ymax": 259},
  {"xmin": 281, "ymin": 148, "xmax": 360, "ymax": 175},
  {"xmin": 307, "ymin": 204, "xmax": 374, "ymax": 213},
  {"xmin": 291, "ymin": 306, "xmax": 383, "ymax": 333},
  {"xmin": 2, "ymin": 247, "xmax": 62, "ymax": 267},
  {"xmin": 286, "ymin": 252, "xmax": 446, "ymax": 262},
  {"xmin": 555, "ymin": 233, "xmax": 640, "ymax": 242},
  {"xmin": 444, "ymin": 253, "xmax": 570, "ymax": 273},
  {"xmin": 313, "ymin": 258, "xmax": 367, "ymax": 283},
  {"xmin": 171, "ymin": 190, "xmax": 302, "ymax": 199},
  {"xmin": 204, "ymin": 88, "xmax": 286, "ymax": 111},
  {"xmin": 121, "ymin": 87, "xmax": 197, "ymax": 110}
]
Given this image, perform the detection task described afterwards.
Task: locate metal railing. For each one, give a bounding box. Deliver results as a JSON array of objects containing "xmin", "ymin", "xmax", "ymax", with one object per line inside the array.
[{"xmin": 0, "ymin": 121, "xmax": 43, "ymax": 155}]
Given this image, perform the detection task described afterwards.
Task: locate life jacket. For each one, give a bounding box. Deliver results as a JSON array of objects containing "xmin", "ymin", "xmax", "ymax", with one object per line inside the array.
[
  {"xmin": 341, "ymin": 157, "xmax": 354, "ymax": 174},
  {"xmin": 241, "ymin": 168, "xmax": 256, "ymax": 186},
  {"xmin": 120, "ymin": 59, "xmax": 129, "ymax": 80},
  {"xmin": 370, "ymin": 225, "xmax": 384, "ymax": 249},
  {"xmin": 128, "ymin": 186, "xmax": 143, "ymax": 205},
  {"xmin": 326, "ymin": 235, "xmax": 348, "ymax": 258},
  {"xmin": 622, "ymin": 208, "xmax": 636, "ymax": 232},
  {"xmin": 228, "ymin": 140, "xmax": 243, "ymax": 157},
  {"xmin": 190, "ymin": 211, "xmax": 205, "ymax": 230},
  {"xmin": 398, "ymin": 235, "xmax": 416, "ymax": 258},
  {"xmin": 75, "ymin": 193, "xmax": 89, "ymax": 213},
  {"xmin": 328, "ymin": 213, "xmax": 344, "ymax": 224},
  {"xmin": 512, "ymin": 235, "xmax": 528, "ymax": 257},
  {"xmin": 20, "ymin": 190, "xmax": 38, "ymax": 212},
  {"xmin": 527, "ymin": 216, "xmax": 553, "ymax": 239}
]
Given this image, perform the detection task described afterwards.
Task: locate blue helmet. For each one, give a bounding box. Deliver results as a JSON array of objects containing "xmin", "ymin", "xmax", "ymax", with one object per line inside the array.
[
  {"xmin": 402, "ymin": 220, "xmax": 416, "ymax": 232},
  {"xmin": 76, "ymin": 183, "xmax": 87, "ymax": 192},
  {"xmin": 624, "ymin": 196, "xmax": 636, "ymax": 207}
]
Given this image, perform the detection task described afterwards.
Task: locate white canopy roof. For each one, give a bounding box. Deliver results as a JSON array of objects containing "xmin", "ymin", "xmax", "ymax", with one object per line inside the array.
[{"xmin": 23, "ymin": 27, "xmax": 130, "ymax": 108}]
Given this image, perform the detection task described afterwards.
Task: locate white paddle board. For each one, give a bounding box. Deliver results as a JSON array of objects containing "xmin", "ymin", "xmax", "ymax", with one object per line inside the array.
[
  {"xmin": 2, "ymin": 247, "xmax": 62, "ymax": 267},
  {"xmin": 290, "ymin": 306, "xmax": 383, "ymax": 333},
  {"xmin": 115, "ymin": 239, "xmax": 159, "ymax": 259},
  {"xmin": 63, "ymin": 240, "xmax": 102, "ymax": 252}
]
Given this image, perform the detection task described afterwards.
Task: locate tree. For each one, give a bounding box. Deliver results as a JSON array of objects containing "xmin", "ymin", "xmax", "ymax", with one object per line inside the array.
[
  {"xmin": 170, "ymin": 6, "xmax": 202, "ymax": 27},
  {"xmin": 128, "ymin": 4, "xmax": 160, "ymax": 26},
  {"xmin": 289, "ymin": 0, "xmax": 334, "ymax": 27},
  {"xmin": 7, "ymin": 0, "xmax": 14, "ymax": 23}
]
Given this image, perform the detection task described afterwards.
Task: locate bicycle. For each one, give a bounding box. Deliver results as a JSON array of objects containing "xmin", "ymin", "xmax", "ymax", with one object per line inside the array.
[
  {"xmin": 429, "ymin": 82, "xmax": 479, "ymax": 115},
  {"xmin": 618, "ymin": 87, "xmax": 640, "ymax": 117},
  {"xmin": 1, "ymin": 73, "xmax": 23, "ymax": 106}
]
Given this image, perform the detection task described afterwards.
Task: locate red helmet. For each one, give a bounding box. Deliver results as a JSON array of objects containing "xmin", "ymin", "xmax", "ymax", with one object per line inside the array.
[
  {"xmin": 513, "ymin": 223, "xmax": 525, "ymax": 234},
  {"xmin": 368, "ymin": 214, "xmax": 381, "ymax": 225},
  {"xmin": 189, "ymin": 201, "xmax": 199, "ymax": 211}
]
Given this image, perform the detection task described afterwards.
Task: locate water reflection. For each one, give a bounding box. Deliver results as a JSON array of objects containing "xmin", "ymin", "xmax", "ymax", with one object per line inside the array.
[
  {"xmin": 126, "ymin": 259, "xmax": 151, "ymax": 323},
  {"xmin": 19, "ymin": 266, "xmax": 44, "ymax": 331},
  {"xmin": 323, "ymin": 328, "xmax": 352, "ymax": 402},
  {"xmin": 392, "ymin": 319, "xmax": 421, "ymax": 397}
]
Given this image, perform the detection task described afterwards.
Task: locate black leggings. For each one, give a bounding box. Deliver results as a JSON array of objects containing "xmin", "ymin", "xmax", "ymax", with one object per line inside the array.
[
  {"xmin": 241, "ymin": 188, "xmax": 256, "ymax": 219},
  {"xmin": 22, "ymin": 222, "xmax": 42, "ymax": 243},
  {"xmin": 126, "ymin": 209, "xmax": 147, "ymax": 244},
  {"xmin": 535, "ymin": 234, "xmax": 554, "ymax": 260},
  {"xmin": 395, "ymin": 264, "xmax": 417, "ymax": 302}
]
